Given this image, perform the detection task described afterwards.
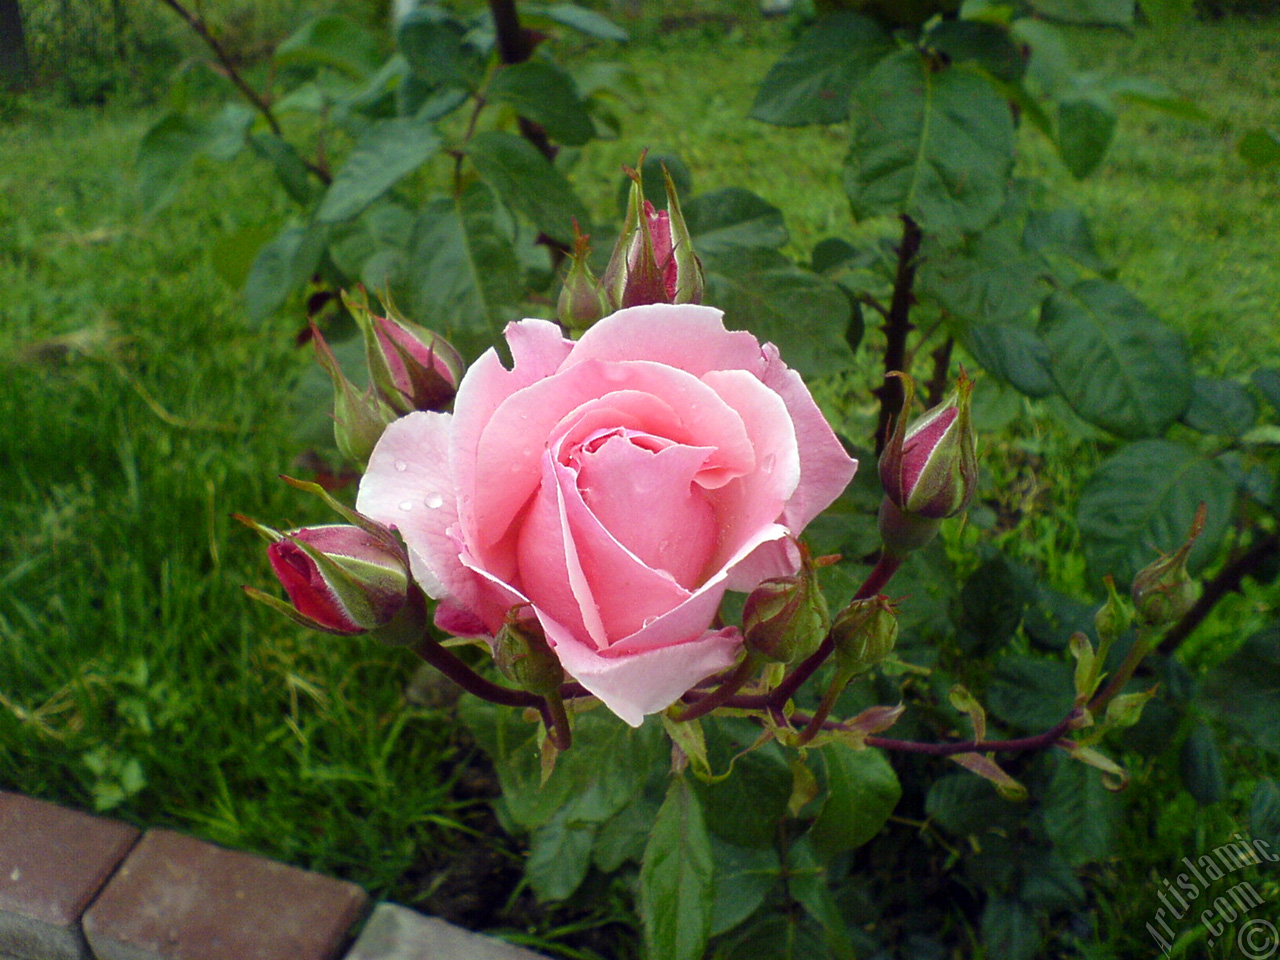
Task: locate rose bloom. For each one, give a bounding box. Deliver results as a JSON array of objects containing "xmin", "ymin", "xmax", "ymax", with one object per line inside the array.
[{"xmin": 357, "ymin": 304, "xmax": 856, "ymax": 725}]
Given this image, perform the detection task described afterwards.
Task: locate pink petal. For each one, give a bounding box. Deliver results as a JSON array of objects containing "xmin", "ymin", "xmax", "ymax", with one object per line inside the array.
[
  {"xmin": 564, "ymin": 304, "xmax": 768, "ymax": 378},
  {"xmin": 759, "ymin": 343, "xmax": 859, "ymax": 532},
  {"xmin": 545, "ymin": 621, "xmax": 743, "ymax": 727}
]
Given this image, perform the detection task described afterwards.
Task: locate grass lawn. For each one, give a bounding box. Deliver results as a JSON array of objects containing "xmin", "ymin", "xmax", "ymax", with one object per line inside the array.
[{"xmin": 1, "ymin": 6, "xmax": 1278, "ymax": 958}]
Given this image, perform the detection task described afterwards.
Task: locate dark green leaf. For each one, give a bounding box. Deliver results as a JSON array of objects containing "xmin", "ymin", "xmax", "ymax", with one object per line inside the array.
[
  {"xmin": 1109, "ymin": 76, "xmax": 1210, "ymax": 123},
  {"xmin": 1041, "ymin": 753, "xmax": 1121, "ymax": 865},
  {"xmin": 724, "ymin": 914, "xmax": 829, "ymax": 960},
  {"xmin": 750, "ymin": 12, "xmax": 891, "ymax": 126},
  {"xmin": 275, "ymin": 15, "xmax": 383, "ymax": 80},
  {"xmin": 685, "ymin": 188, "xmax": 789, "ymax": 254},
  {"xmin": 1138, "ymin": 0, "xmax": 1195, "ymax": 25},
  {"xmin": 965, "ymin": 323, "xmax": 1056, "ymax": 398},
  {"xmin": 1057, "ymin": 97, "xmax": 1117, "ymax": 179},
  {"xmin": 704, "ymin": 247, "xmax": 854, "ymax": 380},
  {"xmin": 466, "ymin": 131, "xmax": 588, "ymax": 244},
  {"xmin": 1023, "ymin": 207, "xmax": 1111, "ymax": 275},
  {"xmin": 1181, "ymin": 723, "xmax": 1226, "ymax": 806},
  {"xmin": 926, "ymin": 773, "xmax": 1023, "ymax": 836},
  {"xmin": 593, "ymin": 791, "xmax": 661, "ymax": 873},
  {"xmin": 1039, "ymin": 280, "xmax": 1192, "ymax": 438},
  {"xmin": 1027, "ymin": 0, "xmax": 1135, "ymax": 24},
  {"xmin": 810, "ymin": 238, "xmax": 858, "ymax": 274},
  {"xmin": 710, "ymin": 837, "xmax": 781, "ymax": 937},
  {"xmin": 1077, "ymin": 439, "xmax": 1235, "ymax": 585},
  {"xmin": 396, "ymin": 8, "xmax": 484, "ymax": 89},
  {"xmin": 787, "ymin": 839, "xmax": 857, "ymax": 960},
  {"xmin": 958, "ymin": 556, "xmax": 1032, "ymax": 654},
  {"xmin": 407, "ymin": 184, "xmax": 522, "ymax": 357},
  {"xmin": 809, "ymin": 745, "xmax": 900, "ymax": 858},
  {"xmin": 1253, "ymin": 368, "xmax": 1280, "ymax": 412},
  {"xmin": 1020, "ymin": 856, "xmax": 1086, "ymax": 911},
  {"xmin": 317, "ymin": 118, "xmax": 441, "ymax": 223},
  {"xmin": 845, "ymin": 50, "xmax": 1015, "ymax": 235},
  {"xmin": 641, "ymin": 776, "xmax": 715, "ymax": 960},
  {"xmin": 693, "ymin": 718, "xmax": 791, "ymax": 848},
  {"xmin": 137, "ymin": 106, "xmax": 254, "ymax": 212},
  {"xmin": 210, "ymin": 224, "xmax": 280, "ymax": 290},
  {"xmin": 525, "ymin": 2, "xmax": 629, "ymax": 41},
  {"xmin": 1181, "ymin": 377, "xmax": 1259, "ymax": 437},
  {"xmin": 1198, "ymin": 625, "xmax": 1280, "ymax": 755},
  {"xmin": 243, "ymin": 221, "xmax": 328, "ymax": 324},
  {"xmin": 328, "ymin": 203, "xmax": 414, "ymax": 292},
  {"xmin": 487, "ymin": 61, "xmax": 594, "ymax": 147},
  {"xmin": 981, "ymin": 897, "xmax": 1042, "ymax": 960},
  {"xmin": 249, "ymin": 134, "xmax": 315, "ymax": 205},
  {"xmin": 987, "ymin": 656, "xmax": 1074, "ymax": 732},
  {"xmin": 526, "ymin": 800, "xmax": 600, "ymax": 902},
  {"xmin": 1250, "ymin": 780, "xmax": 1280, "ymax": 855},
  {"xmin": 924, "ymin": 20, "xmax": 1025, "ymax": 82},
  {"xmin": 924, "ymin": 213, "xmax": 1048, "ymax": 327},
  {"xmin": 1240, "ymin": 129, "xmax": 1280, "ymax": 168}
]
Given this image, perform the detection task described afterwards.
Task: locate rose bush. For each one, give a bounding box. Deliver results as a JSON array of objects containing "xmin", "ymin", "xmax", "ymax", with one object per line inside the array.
[{"xmin": 356, "ymin": 304, "xmax": 856, "ymax": 725}]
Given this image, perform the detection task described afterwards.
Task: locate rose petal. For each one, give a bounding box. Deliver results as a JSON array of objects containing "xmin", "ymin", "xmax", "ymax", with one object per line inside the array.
[{"xmin": 545, "ymin": 621, "xmax": 743, "ymax": 727}]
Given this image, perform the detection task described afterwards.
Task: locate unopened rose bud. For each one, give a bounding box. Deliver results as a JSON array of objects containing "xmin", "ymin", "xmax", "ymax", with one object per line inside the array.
[
  {"xmin": 247, "ymin": 522, "xmax": 413, "ymax": 635},
  {"xmin": 831, "ymin": 595, "xmax": 898, "ymax": 676},
  {"xmin": 493, "ymin": 613, "xmax": 564, "ymax": 696},
  {"xmin": 346, "ymin": 290, "xmax": 462, "ymax": 416},
  {"xmin": 879, "ymin": 370, "xmax": 978, "ymax": 522},
  {"xmin": 311, "ymin": 324, "xmax": 396, "ymax": 468},
  {"xmin": 1094, "ymin": 574, "xmax": 1131, "ymax": 644},
  {"xmin": 661, "ymin": 166, "xmax": 704, "ymax": 305},
  {"xmin": 1132, "ymin": 506, "xmax": 1205, "ymax": 628},
  {"xmin": 557, "ymin": 224, "xmax": 610, "ymax": 331},
  {"xmin": 743, "ymin": 560, "xmax": 829, "ymax": 664}
]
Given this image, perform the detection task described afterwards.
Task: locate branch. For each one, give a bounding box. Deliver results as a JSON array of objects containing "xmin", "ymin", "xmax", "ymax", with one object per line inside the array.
[
  {"xmin": 923, "ymin": 337, "xmax": 955, "ymax": 408},
  {"xmin": 1157, "ymin": 529, "xmax": 1280, "ymax": 656},
  {"xmin": 863, "ymin": 710, "xmax": 1082, "ymax": 756},
  {"xmin": 156, "ymin": 0, "xmax": 333, "ymax": 185},
  {"xmin": 412, "ymin": 638, "xmax": 541, "ymax": 709},
  {"xmin": 873, "ymin": 215, "xmax": 923, "ymax": 454}
]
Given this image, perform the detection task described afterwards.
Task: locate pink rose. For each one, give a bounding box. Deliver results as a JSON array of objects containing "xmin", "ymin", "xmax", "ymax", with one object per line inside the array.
[{"xmin": 356, "ymin": 304, "xmax": 857, "ymax": 725}]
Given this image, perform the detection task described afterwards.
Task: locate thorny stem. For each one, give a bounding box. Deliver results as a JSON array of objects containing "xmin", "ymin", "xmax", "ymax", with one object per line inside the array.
[
  {"xmin": 673, "ymin": 653, "xmax": 762, "ymax": 722},
  {"xmin": 923, "ymin": 337, "xmax": 955, "ymax": 408},
  {"xmin": 541, "ymin": 693, "xmax": 572, "ymax": 750},
  {"xmin": 873, "ymin": 215, "xmax": 923, "ymax": 455},
  {"xmin": 156, "ymin": 0, "xmax": 332, "ymax": 185},
  {"xmin": 864, "ymin": 710, "xmax": 1082, "ymax": 756},
  {"xmin": 412, "ymin": 637, "xmax": 540, "ymax": 709}
]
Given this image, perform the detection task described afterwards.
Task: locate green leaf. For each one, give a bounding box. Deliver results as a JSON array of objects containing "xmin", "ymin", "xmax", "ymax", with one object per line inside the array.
[
  {"xmin": 640, "ymin": 776, "xmax": 715, "ymax": 960},
  {"xmin": 809, "ymin": 745, "xmax": 900, "ymax": 859},
  {"xmin": 1250, "ymin": 779, "xmax": 1280, "ymax": 854},
  {"xmin": 406, "ymin": 184, "xmax": 522, "ymax": 358},
  {"xmin": 1181, "ymin": 377, "xmax": 1259, "ymax": 437},
  {"xmin": 923, "ymin": 20, "xmax": 1025, "ymax": 82},
  {"xmin": 243, "ymin": 221, "xmax": 328, "ymax": 324},
  {"xmin": 958, "ymin": 556, "xmax": 1032, "ymax": 654},
  {"xmin": 986, "ymin": 656, "xmax": 1075, "ymax": 732},
  {"xmin": 1180, "ymin": 723, "xmax": 1226, "ymax": 806},
  {"xmin": 685, "ymin": 188, "xmax": 789, "ymax": 254},
  {"xmin": 1240, "ymin": 128, "xmax": 1280, "ymax": 168},
  {"xmin": 1138, "ymin": 0, "xmax": 1195, "ymax": 25},
  {"xmin": 786, "ymin": 838, "xmax": 857, "ymax": 960},
  {"xmin": 703, "ymin": 247, "xmax": 854, "ymax": 380},
  {"xmin": 1042, "ymin": 753, "xmax": 1121, "ymax": 865},
  {"xmin": 1027, "ymin": 0, "xmax": 1135, "ymax": 24},
  {"xmin": 924, "ymin": 206, "xmax": 1048, "ymax": 327},
  {"xmin": 487, "ymin": 61, "xmax": 595, "ymax": 147},
  {"xmin": 981, "ymin": 897, "xmax": 1042, "ymax": 960},
  {"xmin": 249, "ymin": 134, "xmax": 316, "ymax": 205},
  {"xmin": 526, "ymin": 799, "xmax": 600, "ymax": 901},
  {"xmin": 1077, "ymin": 439, "xmax": 1235, "ymax": 585},
  {"xmin": 1039, "ymin": 280, "xmax": 1192, "ymax": 438},
  {"xmin": 397, "ymin": 8, "xmax": 484, "ymax": 89},
  {"xmin": 317, "ymin": 118, "xmax": 441, "ymax": 223},
  {"xmin": 1057, "ymin": 97, "xmax": 1117, "ymax": 179},
  {"xmin": 210, "ymin": 224, "xmax": 280, "ymax": 290},
  {"xmin": 926, "ymin": 773, "xmax": 1023, "ymax": 836},
  {"xmin": 693, "ymin": 718, "xmax": 792, "ymax": 848},
  {"xmin": 1198, "ymin": 625, "xmax": 1280, "ymax": 755},
  {"xmin": 1023, "ymin": 206, "xmax": 1111, "ymax": 275},
  {"xmin": 749, "ymin": 12, "xmax": 891, "ymax": 126},
  {"xmin": 328, "ymin": 203, "xmax": 415, "ymax": 292},
  {"xmin": 136, "ymin": 106, "xmax": 254, "ymax": 212},
  {"xmin": 966, "ymin": 323, "xmax": 1056, "ymax": 398},
  {"xmin": 709, "ymin": 836, "xmax": 781, "ymax": 937},
  {"xmin": 1019, "ymin": 856, "xmax": 1086, "ymax": 912},
  {"xmin": 845, "ymin": 50, "xmax": 1015, "ymax": 235},
  {"xmin": 524, "ymin": 2, "xmax": 629, "ymax": 41},
  {"xmin": 466, "ymin": 131, "xmax": 588, "ymax": 244},
  {"xmin": 275, "ymin": 15, "xmax": 384, "ymax": 80},
  {"xmin": 1252, "ymin": 368, "xmax": 1280, "ymax": 412}
]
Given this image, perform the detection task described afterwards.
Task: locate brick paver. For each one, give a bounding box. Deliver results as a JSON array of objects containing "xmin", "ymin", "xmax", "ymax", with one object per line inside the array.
[
  {"xmin": 82, "ymin": 829, "xmax": 367, "ymax": 960},
  {"xmin": 0, "ymin": 791, "xmax": 140, "ymax": 960},
  {"xmin": 344, "ymin": 903, "xmax": 549, "ymax": 960}
]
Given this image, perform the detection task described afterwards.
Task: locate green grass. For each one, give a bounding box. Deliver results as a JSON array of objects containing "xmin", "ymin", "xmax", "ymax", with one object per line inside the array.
[{"xmin": 1, "ymin": 7, "xmax": 1278, "ymax": 959}]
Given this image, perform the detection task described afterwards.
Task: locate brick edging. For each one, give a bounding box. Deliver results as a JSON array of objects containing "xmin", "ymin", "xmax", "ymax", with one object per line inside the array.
[{"xmin": 0, "ymin": 792, "xmax": 547, "ymax": 960}]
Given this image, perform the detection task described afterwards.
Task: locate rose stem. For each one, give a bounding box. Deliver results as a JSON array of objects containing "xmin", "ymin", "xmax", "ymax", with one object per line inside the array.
[
  {"xmin": 671, "ymin": 652, "xmax": 763, "ymax": 722},
  {"xmin": 541, "ymin": 693, "xmax": 572, "ymax": 751},
  {"xmin": 411, "ymin": 637, "xmax": 541, "ymax": 709}
]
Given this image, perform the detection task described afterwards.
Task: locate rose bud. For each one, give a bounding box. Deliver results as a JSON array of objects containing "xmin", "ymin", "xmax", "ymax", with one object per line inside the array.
[
  {"xmin": 311, "ymin": 323, "xmax": 396, "ymax": 468},
  {"xmin": 879, "ymin": 369, "xmax": 977, "ymax": 521},
  {"xmin": 1094, "ymin": 574, "xmax": 1131, "ymax": 645},
  {"xmin": 830, "ymin": 595, "xmax": 898, "ymax": 676},
  {"xmin": 493, "ymin": 612, "xmax": 564, "ymax": 697},
  {"xmin": 743, "ymin": 557, "xmax": 830, "ymax": 665},
  {"xmin": 1132, "ymin": 505, "xmax": 1205, "ymax": 628},
  {"xmin": 345, "ymin": 289, "xmax": 462, "ymax": 417},
  {"xmin": 557, "ymin": 224, "xmax": 611, "ymax": 332},
  {"xmin": 242, "ymin": 520, "xmax": 416, "ymax": 638}
]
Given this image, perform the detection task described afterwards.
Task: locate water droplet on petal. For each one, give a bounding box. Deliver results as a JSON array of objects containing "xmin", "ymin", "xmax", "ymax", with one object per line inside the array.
[
  {"xmin": 398, "ymin": 499, "xmax": 414, "ymax": 511},
  {"xmin": 642, "ymin": 616, "xmax": 658, "ymax": 629},
  {"xmin": 394, "ymin": 459, "xmax": 408, "ymax": 472},
  {"xmin": 424, "ymin": 492, "xmax": 444, "ymax": 509},
  {"xmin": 761, "ymin": 454, "xmax": 776, "ymax": 474}
]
